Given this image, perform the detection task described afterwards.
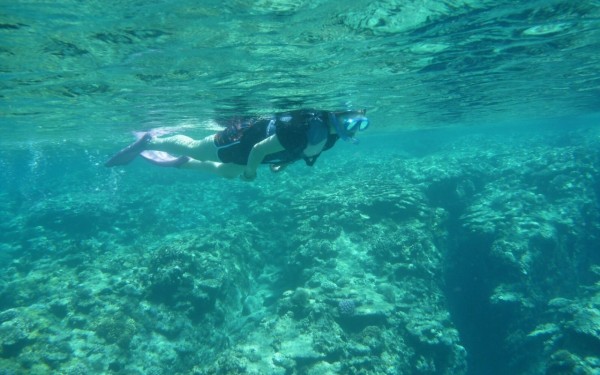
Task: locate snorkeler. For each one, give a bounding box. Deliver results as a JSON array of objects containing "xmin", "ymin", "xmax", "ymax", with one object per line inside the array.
[{"xmin": 104, "ymin": 109, "xmax": 370, "ymax": 181}]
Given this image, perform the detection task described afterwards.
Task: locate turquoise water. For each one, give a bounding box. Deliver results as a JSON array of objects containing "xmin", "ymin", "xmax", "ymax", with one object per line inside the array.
[{"xmin": 1, "ymin": 1, "xmax": 600, "ymax": 374}]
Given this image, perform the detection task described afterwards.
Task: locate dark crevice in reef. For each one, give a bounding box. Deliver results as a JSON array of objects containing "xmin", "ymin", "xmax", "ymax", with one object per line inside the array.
[
  {"xmin": 428, "ymin": 177, "xmax": 510, "ymax": 375},
  {"xmin": 443, "ymin": 234, "xmax": 510, "ymax": 375},
  {"xmin": 427, "ymin": 180, "xmax": 508, "ymax": 375},
  {"xmin": 436, "ymin": 137, "xmax": 600, "ymax": 374}
]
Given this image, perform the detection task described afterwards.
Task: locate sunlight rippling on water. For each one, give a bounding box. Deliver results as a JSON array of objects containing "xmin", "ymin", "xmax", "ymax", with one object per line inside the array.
[{"xmin": 1, "ymin": 0, "xmax": 599, "ymax": 146}]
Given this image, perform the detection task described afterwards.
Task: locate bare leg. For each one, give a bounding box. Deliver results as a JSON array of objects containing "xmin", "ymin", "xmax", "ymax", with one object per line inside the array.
[
  {"xmin": 148, "ymin": 134, "xmax": 219, "ymax": 162},
  {"xmin": 148, "ymin": 134, "xmax": 247, "ymax": 178},
  {"xmin": 105, "ymin": 133, "xmax": 243, "ymax": 179},
  {"xmin": 180, "ymin": 159, "xmax": 245, "ymax": 179}
]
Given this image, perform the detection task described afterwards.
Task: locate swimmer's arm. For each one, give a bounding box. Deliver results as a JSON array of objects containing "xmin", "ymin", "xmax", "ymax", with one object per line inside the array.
[{"xmin": 243, "ymin": 135, "xmax": 285, "ymax": 179}]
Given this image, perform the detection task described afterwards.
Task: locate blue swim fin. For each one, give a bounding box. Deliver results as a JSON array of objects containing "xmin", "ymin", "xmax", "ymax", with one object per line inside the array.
[{"xmin": 105, "ymin": 132, "xmax": 152, "ymax": 167}]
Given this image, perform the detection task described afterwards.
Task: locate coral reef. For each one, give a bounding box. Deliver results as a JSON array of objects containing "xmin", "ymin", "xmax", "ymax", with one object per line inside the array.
[{"xmin": 0, "ymin": 126, "xmax": 598, "ymax": 374}]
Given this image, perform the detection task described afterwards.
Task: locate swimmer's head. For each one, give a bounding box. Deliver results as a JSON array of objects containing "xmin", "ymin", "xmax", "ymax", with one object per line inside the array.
[{"xmin": 330, "ymin": 109, "xmax": 370, "ymax": 143}]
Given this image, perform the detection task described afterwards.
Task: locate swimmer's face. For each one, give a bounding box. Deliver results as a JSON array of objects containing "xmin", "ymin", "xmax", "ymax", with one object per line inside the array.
[{"xmin": 332, "ymin": 109, "xmax": 370, "ymax": 141}]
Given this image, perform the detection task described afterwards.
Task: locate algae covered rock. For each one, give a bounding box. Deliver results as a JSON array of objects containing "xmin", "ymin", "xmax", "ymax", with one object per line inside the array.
[
  {"xmin": 0, "ymin": 316, "xmax": 32, "ymax": 357},
  {"xmin": 94, "ymin": 313, "xmax": 137, "ymax": 348},
  {"xmin": 545, "ymin": 350, "xmax": 593, "ymax": 375},
  {"xmin": 142, "ymin": 233, "xmax": 230, "ymax": 319},
  {"xmin": 567, "ymin": 307, "xmax": 600, "ymax": 344}
]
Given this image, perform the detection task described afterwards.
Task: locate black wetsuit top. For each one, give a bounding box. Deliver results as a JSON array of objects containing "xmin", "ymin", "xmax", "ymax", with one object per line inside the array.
[{"xmin": 214, "ymin": 109, "xmax": 339, "ymax": 166}]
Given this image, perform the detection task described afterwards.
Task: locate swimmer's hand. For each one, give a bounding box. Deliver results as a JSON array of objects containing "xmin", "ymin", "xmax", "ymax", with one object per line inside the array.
[
  {"xmin": 240, "ymin": 169, "xmax": 257, "ymax": 182},
  {"xmin": 244, "ymin": 135, "xmax": 284, "ymax": 181}
]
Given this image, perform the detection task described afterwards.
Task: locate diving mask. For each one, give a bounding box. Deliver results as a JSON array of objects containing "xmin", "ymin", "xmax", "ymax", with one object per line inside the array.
[
  {"xmin": 330, "ymin": 111, "xmax": 370, "ymax": 143},
  {"xmin": 343, "ymin": 117, "xmax": 370, "ymax": 132}
]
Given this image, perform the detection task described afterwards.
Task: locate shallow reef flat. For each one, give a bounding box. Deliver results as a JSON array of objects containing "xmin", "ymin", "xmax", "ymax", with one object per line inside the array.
[{"xmin": 0, "ymin": 126, "xmax": 599, "ymax": 374}]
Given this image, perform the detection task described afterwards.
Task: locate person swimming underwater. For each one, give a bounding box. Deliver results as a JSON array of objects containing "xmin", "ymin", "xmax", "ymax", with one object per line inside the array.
[{"xmin": 105, "ymin": 109, "xmax": 370, "ymax": 181}]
